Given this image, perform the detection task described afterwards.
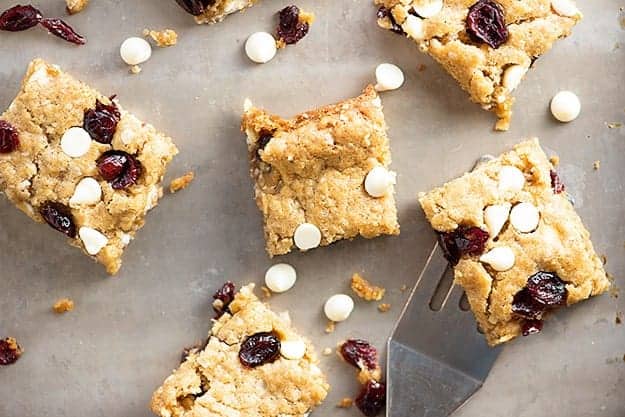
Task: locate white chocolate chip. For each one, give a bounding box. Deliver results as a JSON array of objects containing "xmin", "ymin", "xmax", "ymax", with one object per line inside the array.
[
  {"xmin": 510, "ymin": 202, "xmax": 540, "ymax": 233},
  {"xmin": 374, "ymin": 63, "xmax": 405, "ymax": 92},
  {"xmin": 324, "ymin": 294, "xmax": 354, "ymax": 322},
  {"xmin": 245, "ymin": 32, "xmax": 277, "ymax": 64},
  {"xmin": 411, "ymin": 0, "xmax": 443, "ymax": 18},
  {"xmin": 551, "ymin": 0, "xmax": 580, "ymax": 16},
  {"xmin": 550, "ymin": 91, "xmax": 581, "ymax": 122},
  {"xmin": 280, "ymin": 339, "xmax": 307, "ymax": 360},
  {"xmin": 402, "ymin": 14, "xmax": 424, "ymax": 40},
  {"xmin": 69, "ymin": 177, "xmax": 102, "ymax": 207},
  {"xmin": 120, "ymin": 37, "xmax": 152, "ymax": 66},
  {"xmin": 502, "ymin": 65, "xmax": 527, "ymax": 92},
  {"xmin": 498, "ymin": 166, "xmax": 525, "ymax": 193},
  {"xmin": 483, "ymin": 203, "xmax": 511, "ymax": 239},
  {"xmin": 120, "ymin": 233, "xmax": 132, "ymax": 246},
  {"xmin": 60, "ymin": 127, "xmax": 92, "ymax": 158},
  {"xmin": 294, "ymin": 223, "xmax": 322, "ymax": 251},
  {"xmin": 79, "ymin": 227, "xmax": 108, "ymax": 255},
  {"xmin": 265, "ymin": 263, "xmax": 297, "ymax": 293},
  {"xmin": 364, "ymin": 166, "xmax": 396, "ymax": 198},
  {"xmin": 479, "ymin": 247, "xmax": 515, "ymax": 271}
]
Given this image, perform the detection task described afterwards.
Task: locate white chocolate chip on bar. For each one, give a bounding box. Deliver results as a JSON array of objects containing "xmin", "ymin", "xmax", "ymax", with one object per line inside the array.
[
  {"xmin": 294, "ymin": 223, "xmax": 322, "ymax": 250},
  {"xmin": 280, "ymin": 339, "xmax": 307, "ymax": 360},
  {"xmin": 364, "ymin": 166, "xmax": 396, "ymax": 197},
  {"xmin": 324, "ymin": 294, "xmax": 354, "ymax": 322},
  {"xmin": 374, "ymin": 63, "xmax": 405, "ymax": 92},
  {"xmin": 402, "ymin": 15, "xmax": 425, "ymax": 40},
  {"xmin": 79, "ymin": 227, "xmax": 109, "ymax": 255},
  {"xmin": 69, "ymin": 177, "xmax": 102, "ymax": 207},
  {"xmin": 502, "ymin": 65, "xmax": 527, "ymax": 92},
  {"xmin": 265, "ymin": 263, "xmax": 297, "ymax": 293},
  {"xmin": 498, "ymin": 166, "xmax": 525, "ymax": 193},
  {"xmin": 479, "ymin": 247, "xmax": 515, "ymax": 271},
  {"xmin": 550, "ymin": 91, "xmax": 581, "ymax": 122},
  {"xmin": 411, "ymin": 0, "xmax": 443, "ymax": 18},
  {"xmin": 60, "ymin": 127, "xmax": 92, "ymax": 158},
  {"xmin": 245, "ymin": 32, "xmax": 277, "ymax": 64},
  {"xmin": 510, "ymin": 202, "xmax": 540, "ymax": 233},
  {"xmin": 120, "ymin": 37, "xmax": 152, "ymax": 66},
  {"xmin": 484, "ymin": 203, "xmax": 511, "ymax": 239},
  {"xmin": 551, "ymin": 0, "xmax": 580, "ymax": 17}
]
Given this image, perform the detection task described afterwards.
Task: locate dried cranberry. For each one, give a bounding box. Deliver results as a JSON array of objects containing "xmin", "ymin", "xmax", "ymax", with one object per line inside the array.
[
  {"xmin": 511, "ymin": 288, "xmax": 545, "ymax": 320},
  {"xmin": 39, "ymin": 201, "xmax": 76, "ymax": 238},
  {"xmin": 276, "ymin": 5, "xmax": 309, "ymax": 45},
  {"xmin": 0, "ymin": 5, "xmax": 42, "ymax": 31},
  {"xmin": 521, "ymin": 319, "xmax": 543, "ymax": 336},
  {"xmin": 96, "ymin": 151, "xmax": 142, "ymax": 190},
  {"xmin": 0, "ymin": 120, "xmax": 19, "ymax": 153},
  {"xmin": 40, "ymin": 17, "xmax": 85, "ymax": 45},
  {"xmin": 340, "ymin": 339, "xmax": 378, "ymax": 371},
  {"xmin": 377, "ymin": 6, "xmax": 404, "ymax": 34},
  {"xmin": 239, "ymin": 332, "xmax": 281, "ymax": 368},
  {"xmin": 0, "ymin": 337, "xmax": 22, "ymax": 365},
  {"xmin": 212, "ymin": 281, "xmax": 236, "ymax": 318},
  {"xmin": 83, "ymin": 99, "xmax": 120, "ymax": 144},
  {"xmin": 526, "ymin": 271, "xmax": 567, "ymax": 307},
  {"xmin": 174, "ymin": 0, "xmax": 213, "ymax": 16},
  {"xmin": 439, "ymin": 226, "xmax": 489, "ymax": 265},
  {"xmin": 466, "ymin": 0, "xmax": 508, "ymax": 49},
  {"xmin": 550, "ymin": 170, "xmax": 565, "ymax": 194},
  {"xmin": 355, "ymin": 380, "xmax": 386, "ymax": 417}
]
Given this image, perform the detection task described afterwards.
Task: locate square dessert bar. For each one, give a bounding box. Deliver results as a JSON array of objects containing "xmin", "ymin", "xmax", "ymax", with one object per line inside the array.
[
  {"xmin": 419, "ymin": 139, "xmax": 610, "ymax": 345},
  {"xmin": 375, "ymin": 0, "xmax": 582, "ymax": 130},
  {"xmin": 0, "ymin": 59, "xmax": 178, "ymax": 274},
  {"xmin": 241, "ymin": 86, "xmax": 400, "ymax": 256},
  {"xmin": 193, "ymin": 0, "xmax": 258, "ymax": 24},
  {"xmin": 151, "ymin": 283, "xmax": 329, "ymax": 417}
]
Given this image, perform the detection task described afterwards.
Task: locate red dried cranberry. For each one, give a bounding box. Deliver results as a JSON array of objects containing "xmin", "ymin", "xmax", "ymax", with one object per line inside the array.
[
  {"xmin": 0, "ymin": 120, "xmax": 19, "ymax": 153},
  {"xmin": 466, "ymin": 0, "xmax": 508, "ymax": 49},
  {"xmin": 511, "ymin": 288, "xmax": 546, "ymax": 320},
  {"xmin": 340, "ymin": 339, "xmax": 378, "ymax": 371},
  {"xmin": 39, "ymin": 201, "xmax": 76, "ymax": 238},
  {"xmin": 174, "ymin": 0, "xmax": 213, "ymax": 16},
  {"xmin": 97, "ymin": 151, "xmax": 142, "ymax": 190},
  {"xmin": 0, "ymin": 5, "xmax": 42, "ymax": 31},
  {"xmin": 0, "ymin": 337, "xmax": 22, "ymax": 365},
  {"xmin": 40, "ymin": 17, "xmax": 85, "ymax": 45},
  {"xmin": 239, "ymin": 332, "xmax": 281, "ymax": 368},
  {"xmin": 439, "ymin": 226, "xmax": 489, "ymax": 265},
  {"xmin": 277, "ymin": 5, "xmax": 309, "ymax": 45},
  {"xmin": 521, "ymin": 319, "xmax": 543, "ymax": 336},
  {"xmin": 550, "ymin": 170, "xmax": 565, "ymax": 194},
  {"xmin": 526, "ymin": 271, "xmax": 567, "ymax": 307},
  {"xmin": 83, "ymin": 99, "xmax": 120, "ymax": 144},
  {"xmin": 355, "ymin": 380, "xmax": 386, "ymax": 417},
  {"xmin": 377, "ymin": 6, "xmax": 404, "ymax": 34},
  {"xmin": 212, "ymin": 281, "xmax": 236, "ymax": 318}
]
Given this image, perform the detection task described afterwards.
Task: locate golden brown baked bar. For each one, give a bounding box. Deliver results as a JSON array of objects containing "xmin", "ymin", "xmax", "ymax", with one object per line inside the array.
[
  {"xmin": 0, "ymin": 59, "xmax": 178, "ymax": 274},
  {"xmin": 151, "ymin": 283, "xmax": 329, "ymax": 417},
  {"xmin": 419, "ymin": 139, "xmax": 610, "ymax": 345},
  {"xmin": 375, "ymin": 0, "xmax": 582, "ymax": 130},
  {"xmin": 241, "ymin": 86, "xmax": 400, "ymax": 256}
]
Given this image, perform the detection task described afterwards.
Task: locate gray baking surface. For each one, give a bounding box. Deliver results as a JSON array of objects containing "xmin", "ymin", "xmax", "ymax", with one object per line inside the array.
[{"xmin": 0, "ymin": 0, "xmax": 624, "ymax": 416}]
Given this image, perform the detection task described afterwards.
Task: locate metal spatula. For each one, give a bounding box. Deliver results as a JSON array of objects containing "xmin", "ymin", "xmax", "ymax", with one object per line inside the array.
[{"xmin": 387, "ymin": 155, "xmax": 501, "ymax": 417}]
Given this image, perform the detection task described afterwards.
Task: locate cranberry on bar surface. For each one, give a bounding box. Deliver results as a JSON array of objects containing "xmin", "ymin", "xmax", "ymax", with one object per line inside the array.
[
  {"xmin": 419, "ymin": 139, "xmax": 610, "ymax": 345},
  {"xmin": 212, "ymin": 281, "xmax": 236, "ymax": 317},
  {"xmin": 0, "ymin": 59, "xmax": 178, "ymax": 274}
]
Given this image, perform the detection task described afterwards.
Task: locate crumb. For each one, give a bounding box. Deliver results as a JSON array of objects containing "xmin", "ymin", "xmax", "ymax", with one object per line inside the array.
[
  {"xmin": 275, "ymin": 38, "xmax": 286, "ymax": 49},
  {"xmin": 616, "ymin": 312, "xmax": 623, "ymax": 325},
  {"xmin": 417, "ymin": 64, "xmax": 427, "ymax": 72},
  {"xmin": 130, "ymin": 65, "xmax": 142, "ymax": 75},
  {"xmin": 66, "ymin": 0, "xmax": 89, "ymax": 14},
  {"xmin": 325, "ymin": 321, "xmax": 335, "ymax": 334},
  {"xmin": 607, "ymin": 122, "xmax": 622, "ymax": 129},
  {"xmin": 337, "ymin": 398, "xmax": 353, "ymax": 408},
  {"xmin": 593, "ymin": 160, "xmax": 601, "ymax": 170},
  {"xmin": 400, "ymin": 284, "xmax": 408, "ymax": 292},
  {"xmin": 549, "ymin": 155, "xmax": 560, "ymax": 166},
  {"xmin": 260, "ymin": 286, "xmax": 272, "ymax": 299},
  {"xmin": 600, "ymin": 254, "xmax": 607, "ymax": 265},
  {"xmin": 351, "ymin": 273, "xmax": 386, "ymax": 301},
  {"xmin": 169, "ymin": 172, "xmax": 194, "ymax": 193},
  {"xmin": 0, "ymin": 337, "xmax": 23, "ymax": 365},
  {"xmin": 299, "ymin": 10, "xmax": 315, "ymax": 25},
  {"xmin": 52, "ymin": 298, "xmax": 74, "ymax": 314},
  {"xmin": 322, "ymin": 347, "xmax": 333, "ymax": 356},
  {"xmin": 143, "ymin": 28, "xmax": 178, "ymax": 47},
  {"xmin": 378, "ymin": 303, "xmax": 391, "ymax": 313}
]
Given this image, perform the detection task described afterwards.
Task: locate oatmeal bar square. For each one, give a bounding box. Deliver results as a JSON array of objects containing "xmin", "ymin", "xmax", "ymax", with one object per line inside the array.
[
  {"xmin": 241, "ymin": 86, "xmax": 400, "ymax": 256},
  {"xmin": 418, "ymin": 139, "xmax": 610, "ymax": 345},
  {"xmin": 375, "ymin": 0, "xmax": 582, "ymax": 130},
  {"xmin": 150, "ymin": 283, "xmax": 329, "ymax": 417},
  {"xmin": 0, "ymin": 59, "xmax": 178, "ymax": 274}
]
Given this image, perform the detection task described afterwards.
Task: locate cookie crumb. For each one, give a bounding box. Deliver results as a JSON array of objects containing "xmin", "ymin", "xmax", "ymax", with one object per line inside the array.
[
  {"xmin": 593, "ymin": 160, "xmax": 600, "ymax": 170},
  {"xmin": 549, "ymin": 155, "xmax": 560, "ymax": 166},
  {"xmin": 130, "ymin": 65, "xmax": 142, "ymax": 75},
  {"xmin": 143, "ymin": 28, "xmax": 178, "ymax": 47},
  {"xmin": 322, "ymin": 347, "xmax": 333, "ymax": 356},
  {"xmin": 0, "ymin": 337, "xmax": 23, "ymax": 365},
  {"xmin": 600, "ymin": 254, "xmax": 607, "ymax": 265},
  {"xmin": 378, "ymin": 303, "xmax": 391, "ymax": 313},
  {"xmin": 66, "ymin": 0, "xmax": 89, "ymax": 14},
  {"xmin": 417, "ymin": 64, "xmax": 427, "ymax": 72},
  {"xmin": 351, "ymin": 273, "xmax": 385, "ymax": 301},
  {"xmin": 337, "ymin": 397, "xmax": 353, "ymax": 408},
  {"xmin": 261, "ymin": 286, "xmax": 272, "ymax": 299},
  {"xmin": 607, "ymin": 122, "xmax": 622, "ymax": 129},
  {"xmin": 52, "ymin": 298, "xmax": 74, "ymax": 314},
  {"xmin": 325, "ymin": 320, "xmax": 336, "ymax": 334},
  {"xmin": 616, "ymin": 312, "xmax": 623, "ymax": 325},
  {"xmin": 169, "ymin": 172, "xmax": 194, "ymax": 193}
]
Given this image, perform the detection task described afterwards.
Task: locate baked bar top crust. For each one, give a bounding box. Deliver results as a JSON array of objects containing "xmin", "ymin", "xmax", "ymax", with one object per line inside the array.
[
  {"xmin": 419, "ymin": 139, "xmax": 609, "ymax": 345},
  {"xmin": 241, "ymin": 86, "xmax": 400, "ymax": 256},
  {"xmin": 375, "ymin": 0, "xmax": 582, "ymax": 130},
  {"xmin": 150, "ymin": 284, "xmax": 329, "ymax": 417},
  {"xmin": 195, "ymin": 0, "xmax": 258, "ymax": 24},
  {"xmin": 0, "ymin": 59, "xmax": 178, "ymax": 274}
]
